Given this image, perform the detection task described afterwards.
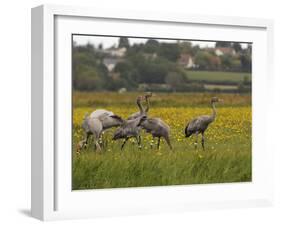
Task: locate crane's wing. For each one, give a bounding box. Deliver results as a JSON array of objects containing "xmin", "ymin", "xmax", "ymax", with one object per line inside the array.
[
  {"xmin": 187, "ymin": 115, "xmax": 212, "ymax": 132},
  {"xmin": 109, "ymin": 114, "xmax": 124, "ymax": 124},
  {"xmin": 188, "ymin": 118, "xmax": 200, "ymax": 129},
  {"xmin": 95, "ymin": 112, "xmax": 111, "ymax": 121},
  {"xmin": 90, "ymin": 109, "xmax": 114, "ymax": 119},
  {"xmin": 127, "ymin": 112, "xmax": 141, "ymax": 120}
]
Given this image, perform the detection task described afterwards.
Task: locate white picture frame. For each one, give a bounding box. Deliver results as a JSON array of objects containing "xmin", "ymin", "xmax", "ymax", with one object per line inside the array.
[{"xmin": 31, "ymin": 4, "xmax": 274, "ymax": 221}]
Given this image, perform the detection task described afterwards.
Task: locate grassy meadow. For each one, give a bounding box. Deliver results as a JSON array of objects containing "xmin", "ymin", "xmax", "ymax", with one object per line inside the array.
[
  {"xmin": 72, "ymin": 92, "xmax": 252, "ymax": 190},
  {"xmin": 186, "ymin": 70, "xmax": 251, "ymax": 82}
]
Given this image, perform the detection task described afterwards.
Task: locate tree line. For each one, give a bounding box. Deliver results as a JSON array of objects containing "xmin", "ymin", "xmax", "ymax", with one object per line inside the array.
[{"xmin": 72, "ymin": 38, "xmax": 251, "ymax": 92}]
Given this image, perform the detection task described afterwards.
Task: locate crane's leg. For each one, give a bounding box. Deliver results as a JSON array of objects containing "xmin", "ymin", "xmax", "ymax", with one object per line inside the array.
[
  {"xmin": 137, "ymin": 135, "xmax": 142, "ymax": 149},
  {"xmin": 99, "ymin": 132, "xmax": 104, "ymax": 149},
  {"xmin": 95, "ymin": 141, "xmax": 102, "ymax": 152},
  {"xmin": 164, "ymin": 136, "xmax": 173, "ymax": 150},
  {"xmin": 121, "ymin": 137, "xmax": 129, "ymax": 150},
  {"xmin": 94, "ymin": 132, "xmax": 102, "ymax": 152},
  {"xmin": 100, "ymin": 132, "xmax": 107, "ymax": 149},
  {"xmin": 201, "ymin": 132, "xmax": 205, "ymax": 151},
  {"xmin": 157, "ymin": 137, "xmax": 161, "ymax": 150},
  {"xmin": 85, "ymin": 133, "xmax": 90, "ymax": 149},
  {"xmin": 77, "ymin": 132, "xmax": 90, "ymax": 152},
  {"xmin": 195, "ymin": 131, "xmax": 199, "ymax": 150},
  {"xmin": 77, "ymin": 141, "xmax": 84, "ymax": 154},
  {"xmin": 84, "ymin": 132, "xmax": 90, "ymax": 146},
  {"xmin": 150, "ymin": 136, "xmax": 156, "ymax": 149},
  {"xmin": 76, "ymin": 133, "xmax": 88, "ymax": 152},
  {"xmin": 82, "ymin": 132, "xmax": 90, "ymax": 148}
]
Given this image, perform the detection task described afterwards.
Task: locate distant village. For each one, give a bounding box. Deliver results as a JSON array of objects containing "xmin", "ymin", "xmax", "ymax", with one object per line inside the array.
[
  {"xmin": 100, "ymin": 46, "xmax": 240, "ymax": 72},
  {"xmin": 73, "ymin": 38, "xmax": 251, "ymax": 93}
]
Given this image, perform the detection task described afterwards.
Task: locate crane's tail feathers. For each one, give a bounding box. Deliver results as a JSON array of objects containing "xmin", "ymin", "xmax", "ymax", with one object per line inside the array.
[{"xmin": 110, "ymin": 115, "xmax": 125, "ymax": 124}]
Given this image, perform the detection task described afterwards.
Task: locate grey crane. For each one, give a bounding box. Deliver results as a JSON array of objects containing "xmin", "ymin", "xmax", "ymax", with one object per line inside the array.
[
  {"xmin": 78, "ymin": 110, "xmax": 124, "ymax": 152},
  {"xmin": 184, "ymin": 97, "xmax": 222, "ymax": 150},
  {"xmin": 112, "ymin": 115, "xmax": 146, "ymax": 150},
  {"xmin": 139, "ymin": 117, "xmax": 172, "ymax": 150},
  {"xmin": 113, "ymin": 93, "xmax": 155, "ymax": 150},
  {"xmin": 143, "ymin": 92, "xmax": 153, "ymax": 113},
  {"xmin": 127, "ymin": 92, "xmax": 152, "ymax": 120}
]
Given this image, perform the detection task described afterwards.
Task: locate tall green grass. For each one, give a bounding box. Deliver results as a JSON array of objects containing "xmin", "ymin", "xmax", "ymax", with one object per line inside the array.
[{"xmin": 73, "ymin": 137, "xmax": 251, "ymax": 190}]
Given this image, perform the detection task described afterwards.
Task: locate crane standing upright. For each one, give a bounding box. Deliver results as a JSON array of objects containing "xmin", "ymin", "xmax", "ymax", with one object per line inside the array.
[{"xmin": 184, "ymin": 97, "xmax": 222, "ymax": 150}]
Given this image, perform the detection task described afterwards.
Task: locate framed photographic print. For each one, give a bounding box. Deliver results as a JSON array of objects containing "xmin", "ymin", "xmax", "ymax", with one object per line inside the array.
[{"xmin": 31, "ymin": 4, "xmax": 274, "ymax": 221}]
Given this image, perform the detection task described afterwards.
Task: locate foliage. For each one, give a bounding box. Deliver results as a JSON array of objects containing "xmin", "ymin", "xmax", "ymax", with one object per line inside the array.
[
  {"xmin": 194, "ymin": 51, "xmax": 213, "ymax": 70},
  {"xmin": 194, "ymin": 51, "xmax": 221, "ymax": 70},
  {"xmin": 178, "ymin": 41, "xmax": 193, "ymax": 54},
  {"xmin": 232, "ymin": 42, "xmax": 242, "ymax": 52},
  {"xmin": 157, "ymin": 42, "xmax": 181, "ymax": 61},
  {"xmin": 72, "ymin": 44, "xmax": 109, "ymax": 91},
  {"xmin": 215, "ymin": 41, "xmax": 232, "ymax": 48},
  {"xmin": 143, "ymin": 39, "xmax": 160, "ymax": 53},
  {"xmin": 72, "ymin": 40, "xmax": 252, "ymax": 92},
  {"xmin": 118, "ymin": 37, "xmax": 130, "ymax": 48},
  {"xmin": 240, "ymin": 53, "xmax": 252, "ymax": 72}
]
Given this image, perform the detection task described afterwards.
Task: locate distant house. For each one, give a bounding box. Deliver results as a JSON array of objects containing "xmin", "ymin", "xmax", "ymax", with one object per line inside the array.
[
  {"xmin": 214, "ymin": 47, "xmax": 236, "ymax": 56},
  {"xmin": 102, "ymin": 47, "xmax": 127, "ymax": 57},
  {"xmin": 103, "ymin": 57, "xmax": 123, "ymax": 72},
  {"xmin": 178, "ymin": 53, "xmax": 195, "ymax": 69}
]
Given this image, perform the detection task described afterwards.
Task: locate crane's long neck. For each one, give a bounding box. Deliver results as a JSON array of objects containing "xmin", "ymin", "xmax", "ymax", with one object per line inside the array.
[
  {"xmin": 137, "ymin": 99, "xmax": 144, "ymax": 114},
  {"xmin": 145, "ymin": 97, "xmax": 150, "ymax": 113},
  {"xmin": 210, "ymin": 102, "xmax": 217, "ymax": 122}
]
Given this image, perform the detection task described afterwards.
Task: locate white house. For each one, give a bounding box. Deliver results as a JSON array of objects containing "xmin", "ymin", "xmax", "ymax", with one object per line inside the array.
[
  {"xmin": 103, "ymin": 57, "xmax": 122, "ymax": 72},
  {"xmin": 178, "ymin": 53, "xmax": 195, "ymax": 69},
  {"xmin": 104, "ymin": 47, "xmax": 127, "ymax": 57},
  {"xmin": 214, "ymin": 47, "xmax": 236, "ymax": 56}
]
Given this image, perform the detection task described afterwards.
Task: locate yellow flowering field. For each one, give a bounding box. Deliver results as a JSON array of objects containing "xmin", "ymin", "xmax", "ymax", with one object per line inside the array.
[{"xmin": 72, "ymin": 92, "xmax": 251, "ymax": 189}]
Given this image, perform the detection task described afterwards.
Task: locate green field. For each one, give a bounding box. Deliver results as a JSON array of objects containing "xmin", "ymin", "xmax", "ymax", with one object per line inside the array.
[
  {"xmin": 204, "ymin": 84, "xmax": 238, "ymax": 91},
  {"xmin": 72, "ymin": 92, "xmax": 252, "ymax": 190},
  {"xmin": 186, "ymin": 70, "xmax": 251, "ymax": 83}
]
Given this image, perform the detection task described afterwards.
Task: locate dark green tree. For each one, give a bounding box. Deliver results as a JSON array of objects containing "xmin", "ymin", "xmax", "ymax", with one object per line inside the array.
[
  {"xmin": 232, "ymin": 42, "xmax": 242, "ymax": 53},
  {"xmin": 98, "ymin": 43, "xmax": 103, "ymax": 50},
  {"xmin": 240, "ymin": 54, "xmax": 252, "ymax": 72},
  {"xmin": 194, "ymin": 51, "xmax": 213, "ymax": 70},
  {"xmin": 191, "ymin": 44, "xmax": 200, "ymax": 56},
  {"xmin": 220, "ymin": 55, "xmax": 233, "ymax": 70},
  {"xmin": 143, "ymin": 39, "xmax": 160, "ymax": 53},
  {"xmin": 114, "ymin": 61, "xmax": 139, "ymax": 89},
  {"xmin": 179, "ymin": 41, "xmax": 192, "ymax": 54},
  {"xmin": 157, "ymin": 43, "xmax": 180, "ymax": 61},
  {"xmin": 72, "ymin": 44, "xmax": 109, "ymax": 91},
  {"xmin": 215, "ymin": 41, "xmax": 232, "ymax": 48},
  {"xmin": 118, "ymin": 37, "xmax": 130, "ymax": 48}
]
